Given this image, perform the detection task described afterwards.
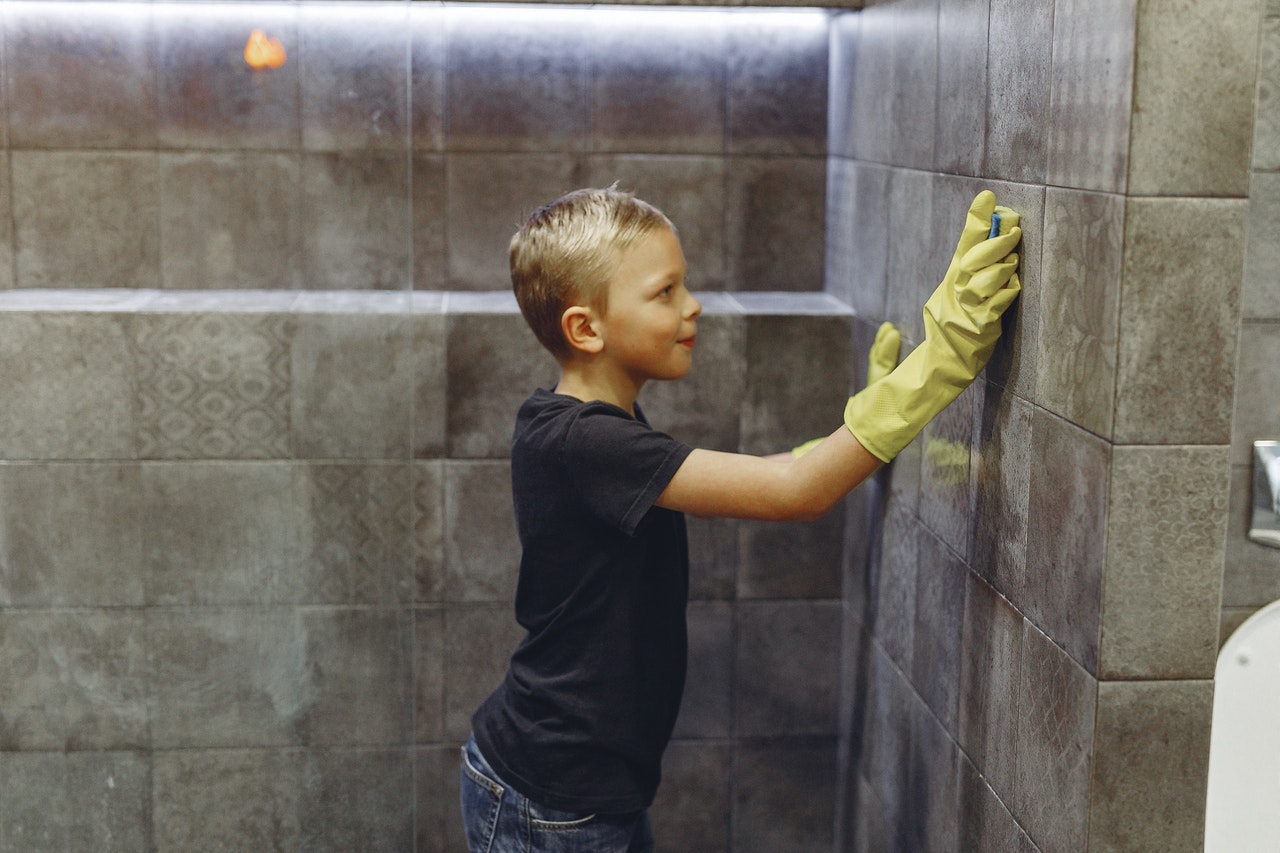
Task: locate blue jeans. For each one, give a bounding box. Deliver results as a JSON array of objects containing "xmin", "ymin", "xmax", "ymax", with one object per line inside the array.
[{"xmin": 459, "ymin": 734, "xmax": 655, "ymax": 853}]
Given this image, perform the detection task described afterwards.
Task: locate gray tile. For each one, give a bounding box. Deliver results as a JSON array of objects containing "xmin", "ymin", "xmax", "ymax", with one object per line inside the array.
[
  {"xmin": 153, "ymin": 748, "xmax": 302, "ymax": 852},
  {"xmin": 148, "ymin": 607, "xmax": 411, "ymax": 749},
  {"xmin": 1128, "ymin": 0, "xmax": 1257, "ymax": 196},
  {"xmin": 591, "ymin": 8, "xmax": 726, "ymax": 155},
  {"xmin": 1037, "ymin": 188, "xmax": 1122, "ymax": 438},
  {"xmin": 299, "ymin": 748, "xmax": 415, "ymax": 852},
  {"xmin": 1026, "ymin": 408, "xmax": 1109, "ymax": 674},
  {"xmin": 650, "ymin": 741, "xmax": 731, "ymax": 852},
  {"xmin": 0, "ymin": 312, "xmax": 136, "ymax": 460},
  {"xmin": 5, "ymin": 3, "xmax": 157, "ymax": 149},
  {"xmin": 846, "ymin": 7, "xmax": 895, "ymax": 164},
  {"xmin": 0, "ymin": 165, "xmax": 11, "ymax": 291},
  {"xmin": 410, "ymin": 7, "xmax": 446, "ymax": 152},
  {"xmin": 647, "ymin": 312, "xmax": 739, "ymax": 444},
  {"xmin": 738, "ymin": 512, "xmax": 844, "ymax": 600},
  {"xmin": 446, "ymin": 5, "xmax": 590, "ymax": 153},
  {"xmin": 1046, "ymin": 0, "xmax": 1136, "ymax": 193},
  {"xmin": 1243, "ymin": 172, "xmax": 1280, "ymax": 322},
  {"xmin": 686, "ymin": 516, "xmax": 738, "ymax": 601},
  {"xmin": 586, "ymin": 155, "xmax": 728, "ymax": 291},
  {"xmin": 142, "ymin": 462, "xmax": 299, "ymax": 605},
  {"xmin": 158, "ymin": 152, "xmax": 301, "ymax": 290},
  {"xmin": 826, "ymin": 162, "xmax": 891, "ymax": 319},
  {"xmin": 889, "ymin": 0, "xmax": 939, "ymax": 171},
  {"xmin": 445, "ymin": 154, "xmax": 587, "ymax": 291},
  {"xmin": 673, "ymin": 602, "xmax": 732, "ymax": 739},
  {"xmin": 416, "ymin": 744, "xmax": 465, "ymax": 853},
  {"xmin": 732, "ymin": 739, "xmax": 837, "ymax": 853},
  {"xmin": 130, "ymin": 312, "xmax": 293, "ymax": 459},
  {"xmin": 906, "ymin": 693, "xmax": 962, "ymax": 853},
  {"xmin": 1223, "ymin": 462, "xmax": 1280, "ymax": 608},
  {"xmin": 919, "ymin": 382, "xmax": 975, "ymax": 560},
  {"xmin": 1254, "ymin": 14, "xmax": 1280, "ymax": 171},
  {"xmin": 972, "ymin": 384, "xmax": 1032, "ymax": 604},
  {"xmin": 739, "ymin": 312, "xmax": 853, "ymax": 456},
  {"xmin": 297, "ymin": 609, "xmax": 413, "ymax": 747},
  {"xmin": 827, "ymin": 13, "xmax": 860, "ymax": 161},
  {"xmin": 1013, "ymin": 622, "xmax": 1096, "ymax": 853},
  {"xmin": 884, "ymin": 169, "xmax": 936, "ymax": 344},
  {"xmin": 911, "ymin": 531, "xmax": 966, "ymax": 734},
  {"xmin": 444, "ymin": 461, "xmax": 520, "ymax": 603},
  {"xmin": 414, "ymin": 461, "xmax": 446, "ymax": 602},
  {"xmin": 726, "ymin": 11, "xmax": 828, "ymax": 156},
  {"xmin": 958, "ymin": 755, "xmax": 1037, "ymax": 853},
  {"xmin": 873, "ymin": 500, "xmax": 919, "ymax": 673},
  {"xmin": 935, "ymin": 0, "xmax": 989, "ymax": 176},
  {"xmin": 12, "ymin": 151, "xmax": 160, "ymax": 289},
  {"xmin": 0, "ymin": 463, "xmax": 143, "ymax": 607},
  {"xmin": 412, "ymin": 154, "xmax": 447, "ymax": 290},
  {"xmin": 300, "ymin": 152, "xmax": 412, "ymax": 290},
  {"xmin": 736, "ymin": 601, "xmax": 841, "ymax": 737},
  {"xmin": 443, "ymin": 605, "xmax": 524, "ymax": 741},
  {"xmin": 299, "ymin": 7, "xmax": 409, "ymax": 152},
  {"xmin": 860, "ymin": 641, "xmax": 914, "ymax": 844},
  {"xmin": 0, "ymin": 751, "xmax": 151, "ymax": 853},
  {"xmin": 1101, "ymin": 446, "xmax": 1229, "ymax": 680},
  {"xmin": 412, "ymin": 307, "xmax": 447, "ymax": 458},
  {"xmin": 1231, "ymin": 322, "xmax": 1280, "ymax": 466},
  {"xmin": 725, "ymin": 157, "xmax": 826, "ymax": 291},
  {"xmin": 291, "ymin": 311, "xmax": 412, "ymax": 459},
  {"xmin": 296, "ymin": 463, "xmax": 414, "ymax": 605},
  {"xmin": 1116, "ymin": 198, "xmax": 1245, "ymax": 445},
  {"xmin": 154, "ymin": 4, "xmax": 299, "ymax": 150},
  {"xmin": 415, "ymin": 608, "xmax": 445, "ymax": 744},
  {"xmin": 985, "ymin": 0, "xmax": 1054, "ymax": 183},
  {"xmin": 0, "ymin": 610, "xmax": 148, "ymax": 750},
  {"xmin": 446, "ymin": 307, "xmax": 558, "ymax": 458},
  {"xmin": 958, "ymin": 574, "xmax": 1023, "ymax": 802},
  {"xmin": 1088, "ymin": 680, "xmax": 1213, "ymax": 853}
]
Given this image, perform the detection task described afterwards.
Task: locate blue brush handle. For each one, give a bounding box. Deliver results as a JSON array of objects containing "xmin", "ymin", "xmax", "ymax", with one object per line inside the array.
[{"xmin": 988, "ymin": 212, "xmax": 1002, "ymax": 239}]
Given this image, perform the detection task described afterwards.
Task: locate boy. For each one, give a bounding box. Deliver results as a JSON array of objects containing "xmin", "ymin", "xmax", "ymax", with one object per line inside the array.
[{"xmin": 461, "ymin": 187, "xmax": 1021, "ymax": 852}]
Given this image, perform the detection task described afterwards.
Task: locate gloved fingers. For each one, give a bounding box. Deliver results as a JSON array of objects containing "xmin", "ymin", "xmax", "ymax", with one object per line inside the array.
[
  {"xmin": 993, "ymin": 205, "xmax": 1020, "ymax": 234},
  {"xmin": 959, "ymin": 253, "xmax": 1020, "ymax": 305},
  {"xmin": 952, "ymin": 190, "xmax": 1000, "ymax": 262},
  {"xmin": 867, "ymin": 321, "xmax": 902, "ymax": 386},
  {"xmin": 958, "ymin": 226, "xmax": 1022, "ymax": 272}
]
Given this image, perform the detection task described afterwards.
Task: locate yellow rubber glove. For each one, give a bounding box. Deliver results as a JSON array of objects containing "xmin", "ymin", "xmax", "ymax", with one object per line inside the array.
[
  {"xmin": 791, "ymin": 321, "xmax": 902, "ymax": 458},
  {"xmin": 843, "ymin": 190, "xmax": 1021, "ymax": 463}
]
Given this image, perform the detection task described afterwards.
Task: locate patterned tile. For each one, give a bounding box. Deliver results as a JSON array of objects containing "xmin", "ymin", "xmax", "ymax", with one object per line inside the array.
[{"xmin": 131, "ymin": 313, "xmax": 293, "ymax": 459}]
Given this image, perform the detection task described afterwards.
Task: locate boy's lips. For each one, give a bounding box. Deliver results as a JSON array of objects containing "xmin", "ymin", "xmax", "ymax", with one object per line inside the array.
[{"xmin": 678, "ymin": 335, "xmax": 696, "ymax": 349}]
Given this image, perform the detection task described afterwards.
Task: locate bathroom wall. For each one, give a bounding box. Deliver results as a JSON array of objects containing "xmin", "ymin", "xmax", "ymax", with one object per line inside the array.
[
  {"xmin": 827, "ymin": 1, "xmax": 1262, "ymax": 851},
  {"xmin": 1228, "ymin": 0, "xmax": 1280, "ymax": 641},
  {"xmin": 0, "ymin": 4, "xmax": 851, "ymax": 852}
]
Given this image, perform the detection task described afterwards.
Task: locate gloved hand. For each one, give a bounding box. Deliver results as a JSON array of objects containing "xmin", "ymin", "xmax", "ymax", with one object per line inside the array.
[
  {"xmin": 843, "ymin": 190, "xmax": 1021, "ymax": 462},
  {"xmin": 791, "ymin": 321, "xmax": 901, "ymax": 458}
]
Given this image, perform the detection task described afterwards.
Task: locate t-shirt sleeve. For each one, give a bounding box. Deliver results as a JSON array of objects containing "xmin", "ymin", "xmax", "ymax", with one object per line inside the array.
[{"xmin": 562, "ymin": 407, "xmax": 693, "ymax": 536}]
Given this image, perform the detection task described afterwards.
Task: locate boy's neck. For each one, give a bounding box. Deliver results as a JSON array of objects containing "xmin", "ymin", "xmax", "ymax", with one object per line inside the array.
[{"xmin": 554, "ymin": 361, "xmax": 643, "ymax": 416}]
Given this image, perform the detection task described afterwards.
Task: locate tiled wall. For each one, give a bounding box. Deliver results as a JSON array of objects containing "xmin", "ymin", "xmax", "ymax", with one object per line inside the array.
[
  {"xmin": 828, "ymin": 1, "xmax": 1262, "ymax": 851},
  {"xmin": 0, "ymin": 4, "xmax": 851, "ymax": 852},
  {"xmin": 1228, "ymin": 0, "xmax": 1280, "ymax": 638},
  {"xmin": 0, "ymin": 289, "xmax": 853, "ymax": 851},
  {"xmin": 0, "ymin": 2, "xmax": 828, "ymax": 294}
]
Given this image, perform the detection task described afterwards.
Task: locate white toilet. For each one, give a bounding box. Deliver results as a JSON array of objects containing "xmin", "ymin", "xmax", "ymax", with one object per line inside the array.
[{"xmin": 1204, "ymin": 598, "xmax": 1280, "ymax": 851}]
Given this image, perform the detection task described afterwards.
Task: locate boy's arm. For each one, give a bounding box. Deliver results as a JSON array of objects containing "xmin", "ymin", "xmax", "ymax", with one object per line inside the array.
[
  {"xmin": 657, "ymin": 426, "xmax": 882, "ymax": 521},
  {"xmin": 658, "ymin": 190, "xmax": 1021, "ymax": 522}
]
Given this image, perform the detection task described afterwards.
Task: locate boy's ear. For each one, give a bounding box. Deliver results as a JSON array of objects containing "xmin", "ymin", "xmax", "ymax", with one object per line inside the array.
[{"xmin": 561, "ymin": 305, "xmax": 604, "ymax": 355}]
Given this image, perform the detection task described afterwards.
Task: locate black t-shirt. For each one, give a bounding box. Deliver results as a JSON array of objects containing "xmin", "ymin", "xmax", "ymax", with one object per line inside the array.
[{"xmin": 472, "ymin": 388, "xmax": 694, "ymax": 814}]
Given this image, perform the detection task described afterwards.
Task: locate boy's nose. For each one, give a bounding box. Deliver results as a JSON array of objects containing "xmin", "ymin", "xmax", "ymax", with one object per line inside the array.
[{"xmin": 686, "ymin": 293, "xmax": 702, "ymax": 319}]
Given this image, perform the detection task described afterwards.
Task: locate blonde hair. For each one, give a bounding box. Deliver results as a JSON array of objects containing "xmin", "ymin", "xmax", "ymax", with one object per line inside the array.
[{"xmin": 510, "ymin": 186, "xmax": 675, "ymax": 361}]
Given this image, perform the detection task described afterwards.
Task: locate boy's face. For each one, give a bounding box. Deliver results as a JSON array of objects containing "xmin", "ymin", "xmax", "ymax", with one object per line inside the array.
[{"xmin": 596, "ymin": 226, "xmax": 701, "ymax": 385}]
